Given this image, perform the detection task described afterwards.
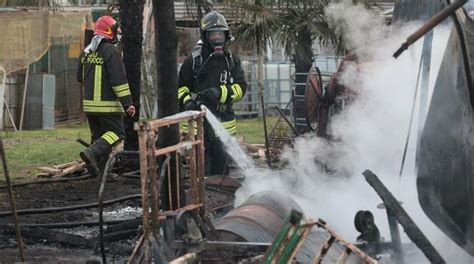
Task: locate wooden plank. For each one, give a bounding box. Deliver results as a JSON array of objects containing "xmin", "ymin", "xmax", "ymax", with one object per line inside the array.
[
  {"xmin": 170, "ymin": 252, "xmax": 197, "ymax": 264},
  {"xmin": 160, "ymin": 203, "xmax": 203, "ymax": 217},
  {"xmin": 336, "ymin": 248, "xmax": 352, "ymax": 264},
  {"xmin": 37, "ymin": 167, "xmax": 61, "ymax": 174},
  {"xmin": 313, "ymin": 236, "xmax": 336, "ymax": 264},
  {"xmin": 53, "ymin": 160, "xmax": 82, "ymax": 170},
  {"xmin": 55, "ymin": 162, "xmax": 86, "ymax": 178},
  {"xmin": 316, "ymin": 220, "xmax": 377, "ymax": 264},
  {"xmin": 154, "ymin": 140, "xmax": 202, "ymax": 157},
  {"xmin": 36, "ymin": 173, "xmax": 52, "ymax": 178},
  {"xmin": 141, "ymin": 111, "xmax": 205, "ymax": 131},
  {"xmin": 287, "ymin": 224, "xmax": 314, "ymax": 263}
]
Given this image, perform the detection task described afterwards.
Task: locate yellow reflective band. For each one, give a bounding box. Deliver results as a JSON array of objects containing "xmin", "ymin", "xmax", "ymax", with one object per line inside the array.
[
  {"xmin": 231, "ymin": 84, "xmax": 242, "ymax": 102},
  {"xmin": 83, "ymin": 100, "xmax": 123, "ymax": 113},
  {"xmin": 183, "ymin": 94, "xmax": 191, "ymax": 104},
  {"xmin": 221, "ymin": 119, "xmax": 237, "ymax": 135},
  {"xmin": 101, "ymin": 131, "xmax": 120, "ymax": 145},
  {"xmin": 219, "ymin": 85, "xmax": 227, "ymax": 104},
  {"xmin": 83, "ymin": 100, "xmax": 122, "ymax": 107},
  {"xmin": 227, "ymin": 129, "xmax": 237, "ymax": 135},
  {"xmin": 115, "ymin": 89, "xmax": 131, "ymax": 97},
  {"xmin": 112, "ymin": 83, "xmax": 129, "ymax": 91},
  {"xmin": 178, "ymin": 86, "xmax": 190, "ymax": 99},
  {"xmin": 101, "ymin": 134, "xmax": 115, "ymax": 145},
  {"xmin": 104, "ymin": 131, "xmax": 120, "ymax": 142},
  {"xmin": 84, "ymin": 106, "xmax": 123, "ymax": 113},
  {"xmin": 94, "ymin": 65, "xmax": 102, "ymax": 101},
  {"xmin": 222, "ymin": 119, "xmax": 236, "ymax": 128},
  {"xmin": 112, "ymin": 84, "xmax": 131, "ymax": 98}
]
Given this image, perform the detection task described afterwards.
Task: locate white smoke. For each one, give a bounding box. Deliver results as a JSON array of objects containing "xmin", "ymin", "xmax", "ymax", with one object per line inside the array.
[{"xmin": 230, "ymin": 0, "xmax": 474, "ymax": 262}]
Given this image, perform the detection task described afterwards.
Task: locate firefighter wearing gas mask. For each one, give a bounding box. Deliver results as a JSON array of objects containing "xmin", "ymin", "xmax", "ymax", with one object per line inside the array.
[
  {"xmin": 178, "ymin": 11, "xmax": 248, "ymax": 176},
  {"xmin": 76, "ymin": 15, "xmax": 135, "ymax": 179}
]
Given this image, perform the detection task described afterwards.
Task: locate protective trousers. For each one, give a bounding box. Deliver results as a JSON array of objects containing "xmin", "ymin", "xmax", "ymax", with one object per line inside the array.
[{"xmin": 80, "ymin": 114, "xmax": 125, "ymax": 177}]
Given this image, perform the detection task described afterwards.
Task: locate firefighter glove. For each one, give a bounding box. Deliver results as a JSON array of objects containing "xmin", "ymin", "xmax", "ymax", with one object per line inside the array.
[
  {"xmin": 199, "ymin": 88, "xmax": 220, "ymax": 109},
  {"xmin": 183, "ymin": 99, "xmax": 200, "ymax": 111}
]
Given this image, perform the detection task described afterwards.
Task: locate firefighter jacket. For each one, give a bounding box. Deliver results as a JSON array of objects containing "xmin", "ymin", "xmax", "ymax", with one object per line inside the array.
[
  {"xmin": 178, "ymin": 45, "xmax": 247, "ymax": 135},
  {"xmin": 76, "ymin": 41, "xmax": 132, "ymax": 114}
]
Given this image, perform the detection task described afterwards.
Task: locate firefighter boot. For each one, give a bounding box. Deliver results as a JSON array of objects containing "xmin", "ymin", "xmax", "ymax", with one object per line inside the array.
[{"xmin": 80, "ymin": 139, "xmax": 112, "ymax": 179}]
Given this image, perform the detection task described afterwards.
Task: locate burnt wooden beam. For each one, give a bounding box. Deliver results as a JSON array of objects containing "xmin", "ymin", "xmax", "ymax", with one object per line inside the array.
[{"xmin": 363, "ymin": 170, "xmax": 445, "ymax": 264}]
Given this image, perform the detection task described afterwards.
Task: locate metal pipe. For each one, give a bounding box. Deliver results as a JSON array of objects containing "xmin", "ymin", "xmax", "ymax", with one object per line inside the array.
[
  {"xmin": 260, "ymin": 94, "xmax": 272, "ymax": 167},
  {"xmin": 393, "ymin": 0, "xmax": 468, "ymax": 58},
  {"xmin": 0, "ymin": 138, "xmax": 25, "ymax": 261}
]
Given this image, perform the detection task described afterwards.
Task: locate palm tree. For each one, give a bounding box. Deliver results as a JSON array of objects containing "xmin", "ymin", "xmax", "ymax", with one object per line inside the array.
[
  {"xmin": 233, "ymin": 0, "xmax": 341, "ymax": 135},
  {"xmin": 233, "ymin": 0, "xmax": 278, "ymax": 116},
  {"xmin": 275, "ymin": 0, "xmax": 340, "ymax": 79}
]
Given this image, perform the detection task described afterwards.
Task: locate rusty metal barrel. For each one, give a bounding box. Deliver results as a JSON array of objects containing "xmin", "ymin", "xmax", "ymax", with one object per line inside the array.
[
  {"xmin": 215, "ymin": 190, "xmax": 356, "ymax": 262},
  {"xmin": 215, "ymin": 190, "xmax": 303, "ymax": 242}
]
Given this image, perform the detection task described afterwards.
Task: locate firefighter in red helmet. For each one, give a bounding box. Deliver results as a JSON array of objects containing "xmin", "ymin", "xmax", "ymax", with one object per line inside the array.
[{"xmin": 76, "ymin": 15, "xmax": 135, "ymax": 179}]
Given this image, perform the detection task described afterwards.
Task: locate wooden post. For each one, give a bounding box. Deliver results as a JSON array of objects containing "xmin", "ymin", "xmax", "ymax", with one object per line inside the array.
[
  {"xmin": 188, "ymin": 119, "xmax": 198, "ymax": 203},
  {"xmin": 196, "ymin": 117, "xmax": 205, "ymax": 205},
  {"xmin": 19, "ymin": 65, "xmax": 29, "ymax": 131},
  {"xmin": 138, "ymin": 130, "xmax": 150, "ymax": 234}
]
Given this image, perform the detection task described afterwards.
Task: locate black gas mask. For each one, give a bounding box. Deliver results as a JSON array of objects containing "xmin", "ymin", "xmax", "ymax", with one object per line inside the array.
[{"xmin": 206, "ymin": 31, "xmax": 226, "ymax": 56}]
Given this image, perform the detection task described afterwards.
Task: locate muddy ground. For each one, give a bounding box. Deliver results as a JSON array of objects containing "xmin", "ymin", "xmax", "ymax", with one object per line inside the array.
[{"xmin": 0, "ymin": 171, "xmax": 237, "ymax": 263}]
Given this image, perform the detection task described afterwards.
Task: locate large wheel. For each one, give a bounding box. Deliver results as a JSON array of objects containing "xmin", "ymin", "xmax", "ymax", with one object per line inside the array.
[{"xmin": 304, "ymin": 66, "xmax": 323, "ymax": 131}]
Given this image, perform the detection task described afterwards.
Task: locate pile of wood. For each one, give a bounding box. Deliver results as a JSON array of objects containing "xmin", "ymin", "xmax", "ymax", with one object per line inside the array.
[
  {"xmin": 241, "ymin": 142, "xmax": 281, "ymax": 161},
  {"xmin": 37, "ymin": 160, "xmax": 86, "ymax": 178}
]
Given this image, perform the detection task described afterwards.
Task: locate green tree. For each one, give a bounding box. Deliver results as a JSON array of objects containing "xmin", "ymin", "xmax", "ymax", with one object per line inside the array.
[
  {"xmin": 233, "ymin": 0, "xmax": 341, "ymax": 117},
  {"xmin": 234, "ymin": 0, "xmax": 278, "ymax": 116}
]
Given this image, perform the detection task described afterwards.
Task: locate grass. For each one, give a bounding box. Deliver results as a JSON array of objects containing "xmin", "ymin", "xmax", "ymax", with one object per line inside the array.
[
  {"xmin": 0, "ymin": 117, "xmax": 277, "ymax": 183},
  {"xmin": 0, "ymin": 124, "xmax": 91, "ymax": 182},
  {"xmin": 236, "ymin": 117, "xmax": 278, "ymax": 144}
]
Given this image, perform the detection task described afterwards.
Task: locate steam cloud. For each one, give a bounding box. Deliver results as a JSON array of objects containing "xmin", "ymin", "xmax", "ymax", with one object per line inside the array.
[{"xmin": 229, "ymin": 0, "xmax": 474, "ymax": 262}]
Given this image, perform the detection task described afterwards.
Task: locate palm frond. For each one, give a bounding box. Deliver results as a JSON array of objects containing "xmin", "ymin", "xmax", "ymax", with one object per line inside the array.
[
  {"xmin": 231, "ymin": 0, "xmax": 345, "ymax": 64},
  {"xmin": 233, "ymin": 0, "xmax": 278, "ymax": 53}
]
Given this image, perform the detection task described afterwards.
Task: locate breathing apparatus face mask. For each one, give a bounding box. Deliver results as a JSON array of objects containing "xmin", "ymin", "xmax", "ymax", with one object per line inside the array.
[
  {"xmin": 112, "ymin": 24, "xmax": 122, "ymax": 45},
  {"xmin": 206, "ymin": 31, "xmax": 226, "ymax": 56}
]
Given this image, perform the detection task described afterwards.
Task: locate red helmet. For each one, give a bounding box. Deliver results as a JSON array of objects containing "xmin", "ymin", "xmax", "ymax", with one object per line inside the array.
[{"xmin": 94, "ymin": 16, "xmax": 121, "ymax": 40}]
